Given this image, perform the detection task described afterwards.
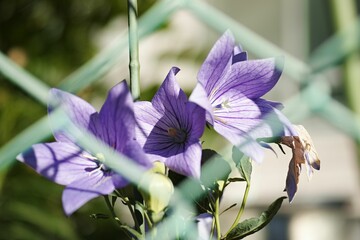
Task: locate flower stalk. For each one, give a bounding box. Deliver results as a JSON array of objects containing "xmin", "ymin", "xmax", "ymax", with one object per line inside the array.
[
  {"xmin": 127, "ymin": 0, "xmax": 141, "ymax": 100},
  {"xmin": 224, "ymin": 182, "xmax": 250, "ymax": 238}
]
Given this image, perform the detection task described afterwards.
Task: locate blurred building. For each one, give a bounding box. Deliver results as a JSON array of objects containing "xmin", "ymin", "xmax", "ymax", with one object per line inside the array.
[{"xmin": 96, "ymin": 0, "xmax": 360, "ymax": 239}]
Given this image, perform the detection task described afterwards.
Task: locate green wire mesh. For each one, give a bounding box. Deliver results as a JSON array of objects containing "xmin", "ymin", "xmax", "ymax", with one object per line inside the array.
[{"xmin": 1, "ymin": 0, "xmax": 360, "ymax": 238}]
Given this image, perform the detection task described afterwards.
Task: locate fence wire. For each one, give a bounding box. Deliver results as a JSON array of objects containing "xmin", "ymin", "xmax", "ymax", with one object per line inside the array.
[{"xmin": 1, "ymin": 0, "xmax": 360, "ymax": 238}]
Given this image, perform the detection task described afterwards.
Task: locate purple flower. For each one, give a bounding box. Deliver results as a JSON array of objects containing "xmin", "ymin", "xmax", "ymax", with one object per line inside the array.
[
  {"xmin": 17, "ymin": 81, "xmax": 151, "ymax": 215},
  {"xmin": 190, "ymin": 31, "xmax": 296, "ymax": 162},
  {"xmin": 196, "ymin": 213, "xmax": 216, "ymax": 240},
  {"xmin": 134, "ymin": 67, "xmax": 206, "ymax": 178}
]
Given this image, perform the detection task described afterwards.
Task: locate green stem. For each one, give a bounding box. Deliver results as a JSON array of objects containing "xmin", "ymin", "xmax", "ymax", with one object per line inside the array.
[
  {"xmin": 127, "ymin": 0, "xmax": 141, "ymax": 100},
  {"xmin": 214, "ymin": 196, "xmax": 221, "ymax": 239},
  {"xmin": 224, "ymin": 182, "xmax": 250, "ymax": 237}
]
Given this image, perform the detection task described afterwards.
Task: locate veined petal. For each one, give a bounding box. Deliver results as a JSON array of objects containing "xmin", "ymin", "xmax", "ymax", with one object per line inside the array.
[
  {"xmin": 212, "ymin": 89, "xmax": 295, "ymax": 140},
  {"xmin": 16, "ymin": 142, "xmax": 96, "ymax": 185},
  {"xmin": 49, "ymin": 88, "xmax": 98, "ymax": 144},
  {"xmin": 198, "ymin": 31, "xmax": 235, "ymax": 94},
  {"xmin": 62, "ymin": 172, "xmax": 114, "ymax": 215},
  {"xmin": 165, "ymin": 142, "xmax": 202, "ymax": 178},
  {"xmin": 99, "ymin": 81, "xmax": 135, "ymax": 152},
  {"xmin": 135, "ymin": 101, "xmax": 164, "ymax": 147},
  {"xmin": 213, "ymin": 57, "xmax": 284, "ymax": 100},
  {"xmin": 189, "ymin": 83, "xmax": 215, "ymax": 124},
  {"xmin": 187, "ymin": 102, "xmax": 206, "ymax": 139},
  {"xmin": 152, "ymin": 67, "xmax": 187, "ymax": 117}
]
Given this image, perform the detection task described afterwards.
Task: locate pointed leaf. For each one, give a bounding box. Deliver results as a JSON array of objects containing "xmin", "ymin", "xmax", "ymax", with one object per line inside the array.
[
  {"xmin": 232, "ymin": 146, "xmax": 252, "ymax": 182},
  {"xmin": 227, "ymin": 196, "xmax": 287, "ymax": 240},
  {"xmin": 227, "ymin": 177, "xmax": 246, "ymax": 183}
]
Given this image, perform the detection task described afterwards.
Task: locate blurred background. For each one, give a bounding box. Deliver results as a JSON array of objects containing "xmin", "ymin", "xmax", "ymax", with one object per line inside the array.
[{"xmin": 1, "ymin": 0, "xmax": 360, "ymax": 239}]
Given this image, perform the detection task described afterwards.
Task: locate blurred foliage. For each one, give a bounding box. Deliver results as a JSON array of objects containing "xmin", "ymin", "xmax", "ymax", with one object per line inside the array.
[{"xmin": 0, "ymin": 0, "xmax": 155, "ymax": 239}]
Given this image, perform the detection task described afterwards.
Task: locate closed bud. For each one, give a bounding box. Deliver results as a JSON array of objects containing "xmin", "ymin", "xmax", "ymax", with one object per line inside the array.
[{"xmin": 138, "ymin": 171, "xmax": 174, "ymax": 222}]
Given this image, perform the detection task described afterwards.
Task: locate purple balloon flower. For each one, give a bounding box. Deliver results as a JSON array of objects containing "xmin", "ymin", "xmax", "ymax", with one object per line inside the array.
[
  {"xmin": 17, "ymin": 81, "xmax": 151, "ymax": 215},
  {"xmin": 134, "ymin": 67, "xmax": 206, "ymax": 178},
  {"xmin": 190, "ymin": 31, "xmax": 296, "ymax": 162}
]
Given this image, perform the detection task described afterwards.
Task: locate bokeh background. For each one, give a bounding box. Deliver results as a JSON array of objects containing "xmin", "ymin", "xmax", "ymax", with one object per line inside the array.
[{"xmin": 1, "ymin": 0, "xmax": 360, "ymax": 239}]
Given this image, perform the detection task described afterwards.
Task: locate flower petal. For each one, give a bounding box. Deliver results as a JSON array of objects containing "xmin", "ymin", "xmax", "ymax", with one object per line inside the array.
[
  {"xmin": 213, "ymin": 57, "xmax": 284, "ymax": 100},
  {"xmin": 151, "ymin": 67, "xmax": 187, "ymax": 116},
  {"xmin": 99, "ymin": 81, "xmax": 135, "ymax": 152},
  {"xmin": 198, "ymin": 31, "xmax": 235, "ymax": 94},
  {"xmin": 16, "ymin": 142, "xmax": 96, "ymax": 185},
  {"xmin": 214, "ymin": 122, "xmax": 264, "ymax": 163},
  {"xmin": 134, "ymin": 101, "xmax": 168, "ymax": 162},
  {"xmin": 212, "ymin": 89, "xmax": 295, "ymax": 139},
  {"xmin": 165, "ymin": 142, "xmax": 202, "ymax": 178},
  {"xmin": 196, "ymin": 213, "xmax": 216, "ymax": 240},
  {"xmin": 62, "ymin": 171, "xmax": 115, "ymax": 215},
  {"xmin": 49, "ymin": 89, "xmax": 98, "ymax": 144},
  {"xmin": 189, "ymin": 83, "xmax": 215, "ymax": 124},
  {"xmin": 186, "ymin": 102, "xmax": 206, "ymax": 139},
  {"xmin": 123, "ymin": 140, "xmax": 153, "ymax": 170}
]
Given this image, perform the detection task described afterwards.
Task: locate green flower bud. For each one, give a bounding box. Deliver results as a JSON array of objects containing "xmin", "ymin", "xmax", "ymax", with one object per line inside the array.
[{"xmin": 138, "ymin": 171, "xmax": 174, "ymax": 222}]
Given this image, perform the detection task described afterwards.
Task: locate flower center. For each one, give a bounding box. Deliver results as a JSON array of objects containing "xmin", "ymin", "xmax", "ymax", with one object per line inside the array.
[
  {"xmin": 167, "ymin": 127, "xmax": 187, "ymax": 143},
  {"xmin": 82, "ymin": 152, "xmax": 111, "ymax": 174},
  {"xmin": 213, "ymin": 99, "xmax": 231, "ymax": 111}
]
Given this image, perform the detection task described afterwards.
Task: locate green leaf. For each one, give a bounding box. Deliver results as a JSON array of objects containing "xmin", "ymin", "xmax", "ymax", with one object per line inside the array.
[
  {"xmin": 227, "ymin": 177, "xmax": 246, "ymax": 183},
  {"xmin": 232, "ymin": 146, "xmax": 252, "ymax": 182},
  {"xmin": 226, "ymin": 196, "xmax": 287, "ymax": 240}
]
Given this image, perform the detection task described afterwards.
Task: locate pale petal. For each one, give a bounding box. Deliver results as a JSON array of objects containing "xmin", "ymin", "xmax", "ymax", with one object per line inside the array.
[
  {"xmin": 17, "ymin": 142, "xmax": 96, "ymax": 185},
  {"xmin": 49, "ymin": 89, "xmax": 98, "ymax": 144},
  {"xmin": 212, "ymin": 89, "xmax": 296, "ymax": 140},
  {"xmin": 189, "ymin": 83, "xmax": 215, "ymax": 124},
  {"xmin": 196, "ymin": 213, "xmax": 216, "ymax": 240},
  {"xmin": 62, "ymin": 171, "xmax": 114, "ymax": 215},
  {"xmin": 214, "ymin": 122, "xmax": 264, "ymax": 163}
]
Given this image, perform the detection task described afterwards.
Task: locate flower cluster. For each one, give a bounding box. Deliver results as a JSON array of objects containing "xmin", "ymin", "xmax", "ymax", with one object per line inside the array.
[{"xmin": 17, "ymin": 31, "xmax": 320, "ymax": 239}]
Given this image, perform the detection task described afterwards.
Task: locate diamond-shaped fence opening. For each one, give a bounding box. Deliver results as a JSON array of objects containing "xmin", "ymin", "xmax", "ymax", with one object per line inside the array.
[{"xmin": 1, "ymin": 0, "xmax": 360, "ymax": 239}]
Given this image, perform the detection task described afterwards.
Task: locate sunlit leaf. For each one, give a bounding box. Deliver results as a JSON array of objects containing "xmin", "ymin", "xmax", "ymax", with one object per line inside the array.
[
  {"xmin": 226, "ymin": 196, "xmax": 287, "ymax": 240},
  {"xmin": 232, "ymin": 146, "xmax": 252, "ymax": 183}
]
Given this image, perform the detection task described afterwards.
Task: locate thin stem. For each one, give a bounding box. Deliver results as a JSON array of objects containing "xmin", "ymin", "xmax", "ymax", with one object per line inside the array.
[
  {"xmin": 214, "ymin": 196, "xmax": 221, "ymax": 239},
  {"xmin": 127, "ymin": 0, "xmax": 141, "ymax": 100},
  {"xmin": 104, "ymin": 195, "xmax": 120, "ymax": 224},
  {"xmin": 224, "ymin": 182, "xmax": 250, "ymax": 237}
]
